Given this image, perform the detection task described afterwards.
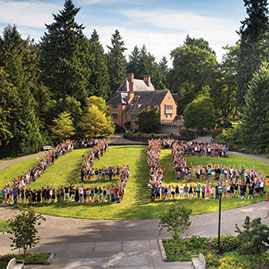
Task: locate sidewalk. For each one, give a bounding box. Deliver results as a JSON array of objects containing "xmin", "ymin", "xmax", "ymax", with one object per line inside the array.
[
  {"xmin": 25, "ymin": 240, "xmax": 192, "ymax": 269},
  {"xmin": 0, "ymin": 151, "xmax": 44, "ymax": 170},
  {"xmin": 1, "ymin": 201, "xmax": 268, "ymax": 268}
]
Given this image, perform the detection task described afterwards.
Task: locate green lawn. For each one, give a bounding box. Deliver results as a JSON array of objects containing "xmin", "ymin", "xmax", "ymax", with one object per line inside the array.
[
  {"xmin": 1, "ymin": 146, "xmax": 268, "ymax": 219},
  {"xmin": 0, "ymin": 220, "xmax": 10, "ymax": 232},
  {"xmin": 160, "ymin": 149, "xmax": 269, "ymax": 188},
  {"xmin": 0, "ymin": 156, "xmax": 43, "ymax": 187}
]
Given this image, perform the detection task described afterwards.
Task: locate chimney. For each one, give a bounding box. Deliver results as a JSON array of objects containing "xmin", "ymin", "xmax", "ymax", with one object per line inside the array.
[
  {"xmin": 144, "ymin": 75, "xmax": 151, "ymax": 87},
  {"xmin": 127, "ymin": 73, "xmax": 134, "ymax": 103}
]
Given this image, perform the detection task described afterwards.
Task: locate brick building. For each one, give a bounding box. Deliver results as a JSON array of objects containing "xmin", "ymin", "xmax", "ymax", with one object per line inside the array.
[{"xmin": 107, "ymin": 73, "xmax": 178, "ymax": 130}]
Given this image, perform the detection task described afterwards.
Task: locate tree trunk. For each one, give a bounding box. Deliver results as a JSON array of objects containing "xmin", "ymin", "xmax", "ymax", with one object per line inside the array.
[
  {"xmin": 258, "ymin": 254, "xmax": 261, "ymax": 269},
  {"xmin": 23, "ymin": 248, "xmax": 27, "ymax": 257}
]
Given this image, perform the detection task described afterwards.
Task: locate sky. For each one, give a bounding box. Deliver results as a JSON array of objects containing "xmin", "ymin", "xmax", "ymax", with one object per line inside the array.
[{"xmin": 0, "ymin": 0, "xmax": 246, "ymax": 65}]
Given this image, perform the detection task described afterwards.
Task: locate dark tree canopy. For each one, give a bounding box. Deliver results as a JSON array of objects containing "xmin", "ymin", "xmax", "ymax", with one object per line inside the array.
[
  {"xmin": 241, "ymin": 62, "xmax": 269, "ymax": 153},
  {"xmin": 107, "ymin": 29, "xmax": 127, "ymax": 94},
  {"xmin": 237, "ymin": 0, "xmax": 269, "ymax": 107},
  {"xmin": 137, "ymin": 108, "xmax": 160, "ymax": 133},
  {"xmin": 40, "ymin": 0, "xmax": 88, "ymax": 110}
]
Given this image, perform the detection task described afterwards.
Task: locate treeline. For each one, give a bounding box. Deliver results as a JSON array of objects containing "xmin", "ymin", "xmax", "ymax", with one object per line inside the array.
[{"xmin": 0, "ymin": 0, "xmax": 269, "ymax": 156}]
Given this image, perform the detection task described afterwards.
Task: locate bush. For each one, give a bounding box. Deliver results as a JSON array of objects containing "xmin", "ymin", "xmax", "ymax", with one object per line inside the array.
[
  {"xmin": 212, "ymin": 128, "xmax": 223, "ymax": 139},
  {"xmin": 114, "ymin": 124, "xmax": 125, "ymax": 133},
  {"xmin": 0, "ymin": 252, "xmax": 49, "ymax": 265},
  {"xmin": 185, "ymin": 236, "xmax": 209, "ymax": 252},
  {"xmin": 210, "ymin": 234, "xmax": 239, "ymax": 252},
  {"xmin": 179, "ymin": 129, "xmax": 196, "ymax": 140}
]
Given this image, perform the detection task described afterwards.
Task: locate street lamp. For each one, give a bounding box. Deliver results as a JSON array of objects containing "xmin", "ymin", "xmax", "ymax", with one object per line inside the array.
[{"xmin": 216, "ymin": 185, "xmax": 224, "ymax": 254}]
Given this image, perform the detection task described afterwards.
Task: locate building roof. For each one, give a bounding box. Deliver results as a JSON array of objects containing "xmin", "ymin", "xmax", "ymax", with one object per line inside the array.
[
  {"xmin": 124, "ymin": 91, "xmax": 169, "ymax": 114},
  {"xmin": 107, "ymin": 90, "xmax": 169, "ymax": 107},
  {"xmin": 172, "ymin": 93, "xmax": 178, "ymax": 106},
  {"xmin": 117, "ymin": 78, "xmax": 155, "ymax": 92}
]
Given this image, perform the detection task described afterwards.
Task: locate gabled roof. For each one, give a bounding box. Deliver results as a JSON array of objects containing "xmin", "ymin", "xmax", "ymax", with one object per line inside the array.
[
  {"xmin": 124, "ymin": 91, "xmax": 169, "ymax": 114},
  {"xmin": 107, "ymin": 91, "xmax": 128, "ymax": 105},
  {"xmin": 117, "ymin": 78, "xmax": 155, "ymax": 92}
]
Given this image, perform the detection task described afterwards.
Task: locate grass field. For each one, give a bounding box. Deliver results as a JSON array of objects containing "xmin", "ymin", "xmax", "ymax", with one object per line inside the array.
[
  {"xmin": 0, "ymin": 220, "xmax": 10, "ymax": 232},
  {"xmin": 0, "ymin": 146, "xmax": 268, "ymax": 220},
  {"xmin": 0, "ymin": 156, "xmax": 43, "ymax": 187}
]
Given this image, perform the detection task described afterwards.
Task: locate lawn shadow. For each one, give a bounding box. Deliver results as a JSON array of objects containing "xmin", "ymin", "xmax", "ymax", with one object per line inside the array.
[
  {"xmin": 131, "ymin": 147, "xmax": 151, "ymax": 205},
  {"xmin": 66, "ymin": 155, "xmax": 85, "ymax": 185}
]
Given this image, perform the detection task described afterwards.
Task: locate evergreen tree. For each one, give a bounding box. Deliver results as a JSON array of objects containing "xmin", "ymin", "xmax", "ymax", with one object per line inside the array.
[
  {"xmin": 0, "ymin": 67, "xmax": 16, "ymax": 143},
  {"xmin": 155, "ymin": 57, "xmax": 169, "ymax": 89},
  {"xmin": 87, "ymin": 30, "xmax": 110, "ymax": 100},
  {"xmin": 40, "ymin": 0, "xmax": 88, "ymax": 111},
  {"xmin": 241, "ymin": 62, "xmax": 269, "ymax": 153},
  {"xmin": 0, "ymin": 26, "xmax": 43, "ymax": 157},
  {"xmin": 127, "ymin": 45, "xmax": 140, "ymax": 75},
  {"xmin": 237, "ymin": 0, "xmax": 269, "ymax": 107},
  {"xmin": 127, "ymin": 44, "xmax": 159, "ymax": 85},
  {"xmin": 107, "ymin": 29, "xmax": 127, "ymax": 94}
]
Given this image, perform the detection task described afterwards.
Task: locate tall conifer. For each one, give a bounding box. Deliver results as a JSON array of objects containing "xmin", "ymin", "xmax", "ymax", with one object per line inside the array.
[{"xmin": 107, "ymin": 30, "xmax": 127, "ymax": 94}]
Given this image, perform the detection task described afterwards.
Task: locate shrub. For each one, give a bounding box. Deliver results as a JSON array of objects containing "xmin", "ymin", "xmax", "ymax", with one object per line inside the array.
[
  {"xmin": 185, "ymin": 236, "xmax": 209, "ymax": 251},
  {"xmin": 179, "ymin": 129, "xmax": 196, "ymax": 140},
  {"xmin": 210, "ymin": 234, "xmax": 239, "ymax": 252},
  {"xmin": 219, "ymin": 257, "xmax": 243, "ymax": 269},
  {"xmin": 114, "ymin": 124, "xmax": 125, "ymax": 133},
  {"xmin": 212, "ymin": 128, "xmax": 223, "ymax": 139}
]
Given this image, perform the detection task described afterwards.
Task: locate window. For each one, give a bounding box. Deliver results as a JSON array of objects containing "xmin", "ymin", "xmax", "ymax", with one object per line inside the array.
[
  {"xmin": 165, "ymin": 104, "xmax": 173, "ymax": 114},
  {"xmin": 112, "ymin": 104, "xmax": 118, "ymax": 109},
  {"xmin": 124, "ymin": 114, "xmax": 128, "ymax": 120},
  {"xmin": 131, "ymin": 115, "xmax": 137, "ymax": 122},
  {"xmin": 112, "ymin": 113, "xmax": 118, "ymax": 120}
]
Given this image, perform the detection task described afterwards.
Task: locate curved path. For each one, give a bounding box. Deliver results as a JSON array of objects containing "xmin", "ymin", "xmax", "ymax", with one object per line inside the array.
[{"xmin": 0, "ymin": 151, "xmax": 44, "ymax": 170}]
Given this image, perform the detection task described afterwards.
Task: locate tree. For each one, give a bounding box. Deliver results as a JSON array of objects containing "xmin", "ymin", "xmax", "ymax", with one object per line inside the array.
[
  {"xmin": 211, "ymin": 43, "xmax": 239, "ymax": 121},
  {"xmin": 240, "ymin": 61, "xmax": 269, "ymax": 153},
  {"xmin": 169, "ymin": 36, "xmax": 218, "ymax": 114},
  {"xmin": 127, "ymin": 45, "xmax": 159, "ymax": 85},
  {"xmin": 127, "ymin": 45, "xmax": 140, "ymax": 75},
  {"xmin": 8, "ymin": 210, "xmax": 46, "ymax": 257},
  {"xmin": 87, "ymin": 30, "xmax": 110, "ymax": 100},
  {"xmin": 78, "ymin": 96, "xmax": 114, "ymax": 138},
  {"xmin": 154, "ymin": 57, "xmax": 169, "ymax": 90},
  {"xmin": 137, "ymin": 108, "xmax": 160, "ymax": 133},
  {"xmin": 184, "ymin": 95, "xmax": 215, "ymax": 131},
  {"xmin": 0, "ymin": 67, "xmax": 16, "ymax": 143},
  {"xmin": 159, "ymin": 204, "xmax": 192, "ymax": 254},
  {"xmin": 107, "ymin": 29, "xmax": 127, "ymax": 94},
  {"xmin": 235, "ymin": 216, "xmax": 269, "ymax": 269},
  {"xmin": 40, "ymin": 0, "xmax": 88, "ymax": 110},
  {"xmin": 51, "ymin": 111, "xmax": 75, "ymax": 141},
  {"xmin": 237, "ymin": 0, "xmax": 269, "ymax": 108},
  {"xmin": 0, "ymin": 25, "xmax": 43, "ymax": 157}
]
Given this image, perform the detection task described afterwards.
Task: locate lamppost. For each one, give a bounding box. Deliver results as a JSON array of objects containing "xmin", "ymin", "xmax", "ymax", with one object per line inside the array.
[{"xmin": 216, "ymin": 185, "xmax": 223, "ymax": 254}]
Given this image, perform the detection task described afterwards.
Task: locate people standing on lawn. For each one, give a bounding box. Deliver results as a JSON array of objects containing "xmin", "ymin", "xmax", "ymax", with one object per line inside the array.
[
  {"xmin": 1, "ymin": 164, "xmax": 130, "ymax": 205},
  {"xmin": 147, "ymin": 138, "xmax": 265, "ymax": 202}
]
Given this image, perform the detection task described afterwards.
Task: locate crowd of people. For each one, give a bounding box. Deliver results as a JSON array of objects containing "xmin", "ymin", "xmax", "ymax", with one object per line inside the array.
[
  {"xmin": 147, "ymin": 138, "xmax": 265, "ymax": 201},
  {"xmin": 1, "ymin": 164, "xmax": 130, "ymax": 204},
  {"xmin": 8, "ymin": 140, "xmax": 74, "ymax": 188},
  {"xmin": 80, "ymin": 165, "xmax": 129, "ymax": 182},
  {"xmin": 81, "ymin": 139, "xmax": 109, "ymax": 176}
]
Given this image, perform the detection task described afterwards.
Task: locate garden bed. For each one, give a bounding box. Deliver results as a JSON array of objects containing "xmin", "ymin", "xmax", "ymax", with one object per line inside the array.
[
  {"xmin": 162, "ymin": 235, "xmax": 269, "ymax": 268},
  {"xmin": 0, "ymin": 252, "xmax": 50, "ymax": 269}
]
